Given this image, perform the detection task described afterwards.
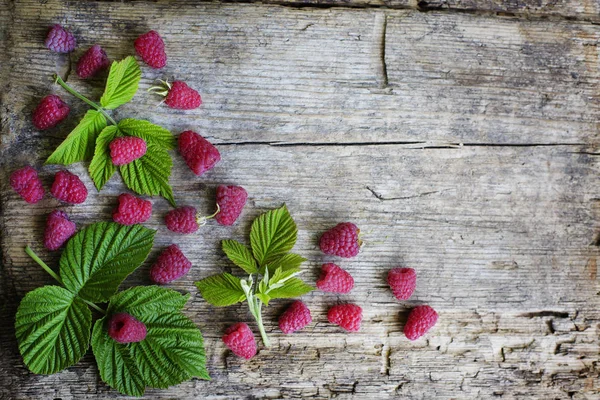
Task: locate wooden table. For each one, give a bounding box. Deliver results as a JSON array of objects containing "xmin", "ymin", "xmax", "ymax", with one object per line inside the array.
[{"xmin": 1, "ymin": 0, "xmax": 599, "ymax": 398}]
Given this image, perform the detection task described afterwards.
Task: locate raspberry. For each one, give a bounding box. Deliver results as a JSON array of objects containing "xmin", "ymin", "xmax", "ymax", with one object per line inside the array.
[
  {"xmin": 222, "ymin": 323, "xmax": 257, "ymax": 359},
  {"xmin": 327, "ymin": 303, "xmax": 362, "ymax": 332},
  {"xmin": 44, "ymin": 24, "xmax": 76, "ymax": 53},
  {"xmin": 32, "ymin": 95, "xmax": 70, "ymax": 130},
  {"xmin": 319, "ymin": 222, "xmax": 361, "ymax": 258},
  {"xmin": 165, "ymin": 81, "xmax": 202, "ymax": 110},
  {"xmin": 108, "ymin": 313, "xmax": 147, "ymax": 344},
  {"xmin": 50, "ymin": 170, "xmax": 88, "ymax": 204},
  {"xmin": 279, "ymin": 301, "xmax": 312, "ymax": 334},
  {"xmin": 76, "ymin": 45, "xmax": 110, "ymax": 78},
  {"xmin": 112, "ymin": 193, "xmax": 152, "ymax": 225},
  {"xmin": 404, "ymin": 305, "xmax": 438, "ymax": 341},
  {"xmin": 387, "ymin": 267, "xmax": 416, "ymax": 300},
  {"xmin": 165, "ymin": 206, "xmax": 199, "ymax": 234},
  {"xmin": 178, "ymin": 131, "xmax": 221, "ymax": 176},
  {"xmin": 134, "ymin": 30, "xmax": 166, "ymax": 69},
  {"xmin": 109, "ymin": 137, "xmax": 147, "ymax": 166},
  {"xmin": 215, "ymin": 185, "xmax": 247, "ymax": 226},
  {"xmin": 44, "ymin": 210, "xmax": 76, "ymax": 251},
  {"xmin": 316, "ymin": 263, "xmax": 354, "ymax": 294},
  {"xmin": 150, "ymin": 244, "xmax": 192, "ymax": 284},
  {"xmin": 10, "ymin": 166, "xmax": 44, "ymax": 204}
]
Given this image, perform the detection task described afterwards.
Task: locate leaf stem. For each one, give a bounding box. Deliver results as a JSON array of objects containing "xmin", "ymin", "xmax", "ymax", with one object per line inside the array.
[
  {"xmin": 53, "ymin": 74, "xmax": 118, "ymax": 125},
  {"xmin": 254, "ymin": 299, "xmax": 270, "ymax": 347},
  {"xmin": 25, "ymin": 245, "xmax": 63, "ymax": 285},
  {"xmin": 82, "ymin": 299, "xmax": 107, "ymax": 315}
]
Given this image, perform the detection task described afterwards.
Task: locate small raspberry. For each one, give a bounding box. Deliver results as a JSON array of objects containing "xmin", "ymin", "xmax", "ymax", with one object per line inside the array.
[
  {"xmin": 76, "ymin": 45, "xmax": 110, "ymax": 78},
  {"xmin": 404, "ymin": 305, "xmax": 438, "ymax": 341},
  {"xmin": 279, "ymin": 301, "xmax": 312, "ymax": 334},
  {"xmin": 50, "ymin": 170, "xmax": 88, "ymax": 204},
  {"xmin": 150, "ymin": 244, "xmax": 193, "ymax": 284},
  {"xmin": 215, "ymin": 185, "xmax": 247, "ymax": 226},
  {"xmin": 319, "ymin": 222, "xmax": 361, "ymax": 258},
  {"xmin": 32, "ymin": 95, "xmax": 70, "ymax": 130},
  {"xmin": 108, "ymin": 313, "xmax": 147, "ymax": 344},
  {"xmin": 387, "ymin": 267, "xmax": 416, "ymax": 300},
  {"xmin": 165, "ymin": 81, "xmax": 201, "ymax": 110},
  {"xmin": 178, "ymin": 131, "xmax": 221, "ymax": 176},
  {"xmin": 222, "ymin": 323, "xmax": 257, "ymax": 359},
  {"xmin": 165, "ymin": 206, "xmax": 199, "ymax": 234},
  {"xmin": 109, "ymin": 137, "xmax": 147, "ymax": 166},
  {"xmin": 112, "ymin": 193, "xmax": 152, "ymax": 225},
  {"xmin": 10, "ymin": 166, "xmax": 45, "ymax": 204},
  {"xmin": 316, "ymin": 263, "xmax": 354, "ymax": 294},
  {"xmin": 44, "ymin": 210, "xmax": 76, "ymax": 251},
  {"xmin": 44, "ymin": 24, "xmax": 76, "ymax": 53},
  {"xmin": 134, "ymin": 30, "xmax": 167, "ymax": 69},
  {"xmin": 327, "ymin": 303, "xmax": 362, "ymax": 332}
]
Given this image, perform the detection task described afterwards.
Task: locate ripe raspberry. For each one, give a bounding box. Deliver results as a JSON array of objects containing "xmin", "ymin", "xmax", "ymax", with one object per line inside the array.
[
  {"xmin": 404, "ymin": 305, "xmax": 438, "ymax": 341},
  {"xmin": 222, "ymin": 323, "xmax": 257, "ymax": 359},
  {"xmin": 316, "ymin": 263, "xmax": 354, "ymax": 294},
  {"xmin": 165, "ymin": 206, "xmax": 199, "ymax": 234},
  {"xmin": 319, "ymin": 222, "xmax": 361, "ymax": 258},
  {"xmin": 178, "ymin": 131, "xmax": 221, "ymax": 176},
  {"xmin": 50, "ymin": 170, "xmax": 88, "ymax": 204},
  {"xmin": 112, "ymin": 193, "xmax": 152, "ymax": 225},
  {"xmin": 327, "ymin": 303, "xmax": 362, "ymax": 332},
  {"xmin": 387, "ymin": 267, "xmax": 416, "ymax": 300},
  {"xmin": 32, "ymin": 95, "xmax": 70, "ymax": 130},
  {"xmin": 279, "ymin": 301, "xmax": 312, "ymax": 334},
  {"xmin": 215, "ymin": 185, "xmax": 247, "ymax": 226},
  {"xmin": 44, "ymin": 24, "xmax": 76, "ymax": 53},
  {"xmin": 44, "ymin": 210, "xmax": 76, "ymax": 251},
  {"xmin": 134, "ymin": 30, "xmax": 167, "ymax": 69},
  {"xmin": 150, "ymin": 244, "xmax": 192, "ymax": 284},
  {"xmin": 165, "ymin": 81, "xmax": 202, "ymax": 110},
  {"xmin": 108, "ymin": 313, "xmax": 147, "ymax": 344},
  {"xmin": 76, "ymin": 45, "xmax": 110, "ymax": 78},
  {"xmin": 10, "ymin": 166, "xmax": 44, "ymax": 204},
  {"xmin": 109, "ymin": 137, "xmax": 147, "ymax": 166}
]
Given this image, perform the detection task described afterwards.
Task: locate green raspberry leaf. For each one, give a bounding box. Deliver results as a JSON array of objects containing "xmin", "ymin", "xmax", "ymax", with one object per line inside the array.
[
  {"xmin": 118, "ymin": 119, "xmax": 176, "ymax": 150},
  {"xmin": 89, "ymin": 125, "xmax": 120, "ymax": 190},
  {"xmin": 255, "ymin": 293, "xmax": 271, "ymax": 306},
  {"xmin": 15, "ymin": 286, "xmax": 92, "ymax": 374},
  {"xmin": 250, "ymin": 205, "xmax": 297, "ymax": 267},
  {"xmin": 261, "ymin": 253, "xmax": 307, "ymax": 275},
  {"xmin": 268, "ymin": 266, "xmax": 302, "ymax": 288},
  {"xmin": 106, "ymin": 286, "xmax": 189, "ymax": 315},
  {"xmin": 222, "ymin": 240, "xmax": 258, "ymax": 274},
  {"xmin": 46, "ymin": 110, "xmax": 107, "ymax": 165},
  {"xmin": 194, "ymin": 273, "xmax": 247, "ymax": 307},
  {"xmin": 100, "ymin": 56, "xmax": 141, "ymax": 110},
  {"xmin": 266, "ymin": 278, "xmax": 314, "ymax": 300}
]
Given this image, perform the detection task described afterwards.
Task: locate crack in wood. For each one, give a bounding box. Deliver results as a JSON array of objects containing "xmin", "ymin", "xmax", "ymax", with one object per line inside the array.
[
  {"xmin": 366, "ymin": 186, "xmax": 452, "ymax": 201},
  {"xmin": 519, "ymin": 311, "xmax": 570, "ymax": 319}
]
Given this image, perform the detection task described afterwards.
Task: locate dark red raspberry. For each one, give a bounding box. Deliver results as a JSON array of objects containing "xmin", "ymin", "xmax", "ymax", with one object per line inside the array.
[
  {"xmin": 50, "ymin": 170, "xmax": 88, "ymax": 204},
  {"xmin": 165, "ymin": 81, "xmax": 201, "ymax": 110},
  {"xmin": 112, "ymin": 193, "xmax": 152, "ymax": 225},
  {"xmin": 150, "ymin": 244, "xmax": 193, "ymax": 284},
  {"xmin": 134, "ymin": 30, "xmax": 167, "ymax": 69},
  {"xmin": 404, "ymin": 305, "xmax": 438, "ymax": 341},
  {"xmin": 10, "ymin": 166, "xmax": 45, "ymax": 204},
  {"xmin": 44, "ymin": 210, "xmax": 76, "ymax": 251},
  {"xmin": 165, "ymin": 206, "xmax": 199, "ymax": 234},
  {"xmin": 178, "ymin": 131, "xmax": 221, "ymax": 176},
  {"xmin": 76, "ymin": 45, "xmax": 110, "ymax": 78},
  {"xmin": 44, "ymin": 24, "xmax": 76, "ymax": 53},
  {"xmin": 316, "ymin": 263, "xmax": 354, "ymax": 294},
  {"xmin": 108, "ymin": 313, "xmax": 147, "ymax": 344},
  {"xmin": 319, "ymin": 222, "xmax": 361, "ymax": 258},
  {"xmin": 222, "ymin": 323, "xmax": 257, "ymax": 359},
  {"xmin": 109, "ymin": 137, "xmax": 147, "ymax": 166},
  {"xmin": 387, "ymin": 267, "xmax": 416, "ymax": 300},
  {"xmin": 32, "ymin": 95, "xmax": 70, "ymax": 130},
  {"xmin": 279, "ymin": 301, "xmax": 312, "ymax": 334},
  {"xmin": 215, "ymin": 185, "xmax": 247, "ymax": 226},
  {"xmin": 327, "ymin": 304, "xmax": 362, "ymax": 332}
]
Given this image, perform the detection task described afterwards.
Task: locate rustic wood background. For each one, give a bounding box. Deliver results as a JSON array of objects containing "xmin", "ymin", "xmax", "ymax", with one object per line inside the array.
[{"xmin": 1, "ymin": 0, "xmax": 599, "ymax": 398}]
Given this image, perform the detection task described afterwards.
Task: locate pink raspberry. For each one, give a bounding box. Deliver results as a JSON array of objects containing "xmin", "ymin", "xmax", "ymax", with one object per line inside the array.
[
  {"xmin": 222, "ymin": 323, "xmax": 257, "ymax": 359},
  {"xmin": 108, "ymin": 313, "xmax": 147, "ymax": 344},
  {"xmin": 165, "ymin": 81, "xmax": 202, "ymax": 110},
  {"xmin": 44, "ymin": 24, "xmax": 76, "ymax": 53},
  {"xmin": 109, "ymin": 137, "xmax": 147, "ymax": 166},
  {"xmin": 76, "ymin": 45, "xmax": 110, "ymax": 78},
  {"xmin": 316, "ymin": 263, "xmax": 354, "ymax": 294},
  {"xmin": 134, "ymin": 30, "xmax": 166, "ymax": 69},
  {"xmin": 32, "ymin": 95, "xmax": 70, "ymax": 130},
  {"xmin": 215, "ymin": 185, "xmax": 247, "ymax": 226},
  {"xmin": 165, "ymin": 206, "xmax": 199, "ymax": 234},
  {"xmin": 10, "ymin": 166, "xmax": 45, "ymax": 204},
  {"xmin": 112, "ymin": 193, "xmax": 152, "ymax": 225},
  {"xmin": 178, "ymin": 131, "xmax": 221, "ymax": 176},
  {"xmin": 319, "ymin": 222, "xmax": 361, "ymax": 258},
  {"xmin": 327, "ymin": 304, "xmax": 362, "ymax": 332},
  {"xmin": 50, "ymin": 170, "xmax": 88, "ymax": 204},
  {"xmin": 404, "ymin": 305, "xmax": 438, "ymax": 341},
  {"xmin": 279, "ymin": 301, "xmax": 312, "ymax": 334},
  {"xmin": 150, "ymin": 244, "xmax": 192, "ymax": 284},
  {"xmin": 44, "ymin": 210, "xmax": 76, "ymax": 251},
  {"xmin": 387, "ymin": 267, "xmax": 416, "ymax": 300}
]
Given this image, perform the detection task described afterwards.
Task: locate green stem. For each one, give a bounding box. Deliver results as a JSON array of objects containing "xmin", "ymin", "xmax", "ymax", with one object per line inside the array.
[
  {"xmin": 53, "ymin": 74, "xmax": 118, "ymax": 125},
  {"xmin": 83, "ymin": 299, "xmax": 107, "ymax": 315},
  {"xmin": 254, "ymin": 299, "xmax": 270, "ymax": 347}
]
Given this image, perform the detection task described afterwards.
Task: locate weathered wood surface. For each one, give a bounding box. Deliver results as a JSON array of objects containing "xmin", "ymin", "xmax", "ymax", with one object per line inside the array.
[{"xmin": 1, "ymin": 0, "xmax": 600, "ymax": 398}]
